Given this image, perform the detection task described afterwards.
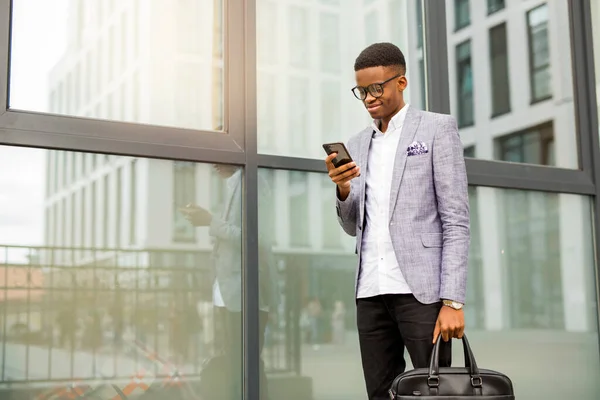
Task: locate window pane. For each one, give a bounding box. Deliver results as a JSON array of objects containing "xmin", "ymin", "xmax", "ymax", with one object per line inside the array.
[
  {"xmin": 289, "ymin": 76, "xmax": 310, "ymax": 150},
  {"xmin": 446, "ymin": 0, "xmax": 577, "ymax": 168},
  {"xmin": 289, "ymin": 6, "xmax": 309, "ymax": 68},
  {"xmin": 489, "ymin": 23, "xmax": 510, "ymax": 116},
  {"xmin": 454, "ymin": 0, "xmax": 470, "ymax": 30},
  {"xmin": 487, "ymin": 0, "xmax": 505, "ymax": 15},
  {"xmin": 257, "ymin": 0, "xmax": 428, "ymax": 158},
  {"xmin": 258, "ymin": 170, "xmax": 360, "ymax": 399},
  {"xmin": 259, "ymin": 174, "xmax": 600, "ymax": 399},
  {"xmin": 466, "ymin": 188, "xmax": 599, "ymax": 399},
  {"xmin": 0, "ymin": 146, "xmax": 242, "ymax": 398},
  {"xmin": 456, "ymin": 40, "xmax": 474, "ymax": 127},
  {"xmin": 528, "ymin": 4, "xmax": 551, "ymax": 102},
  {"xmin": 9, "ymin": 0, "xmax": 224, "ymax": 132}
]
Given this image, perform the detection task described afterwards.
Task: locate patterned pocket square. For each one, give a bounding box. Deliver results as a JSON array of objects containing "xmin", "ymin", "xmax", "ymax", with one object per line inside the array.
[{"xmin": 407, "ymin": 141, "xmax": 428, "ymax": 156}]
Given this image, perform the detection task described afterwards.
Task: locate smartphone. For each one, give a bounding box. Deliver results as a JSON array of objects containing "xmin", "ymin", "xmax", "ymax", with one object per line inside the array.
[
  {"xmin": 177, "ymin": 203, "xmax": 198, "ymax": 213},
  {"xmin": 322, "ymin": 142, "xmax": 354, "ymax": 168}
]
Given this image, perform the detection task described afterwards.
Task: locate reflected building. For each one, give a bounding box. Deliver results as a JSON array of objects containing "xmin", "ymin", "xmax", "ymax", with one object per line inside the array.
[
  {"xmin": 48, "ymin": 0, "xmax": 223, "ymax": 129},
  {"xmin": 42, "ymin": 0, "xmax": 595, "ymax": 335},
  {"xmin": 43, "ymin": 0, "xmax": 224, "ymax": 264},
  {"xmin": 42, "ymin": 0, "xmax": 424, "ymax": 329},
  {"xmin": 257, "ymin": 0, "xmax": 426, "ymax": 158},
  {"xmin": 444, "ymin": 0, "xmax": 595, "ymax": 334},
  {"xmin": 447, "ymin": 0, "xmax": 575, "ymax": 167}
]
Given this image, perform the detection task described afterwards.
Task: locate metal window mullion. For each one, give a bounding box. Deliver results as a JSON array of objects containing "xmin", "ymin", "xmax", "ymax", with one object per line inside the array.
[
  {"xmin": 240, "ymin": 0, "xmax": 260, "ymax": 399},
  {"xmin": 0, "ymin": 126, "xmax": 247, "ymax": 166},
  {"xmin": 0, "ymin": 0, "xmax": 10, "ymax": 115},
  {"xmin": 423, "ymin": 0, "xmax": 451, "ymax": 114},
  {"xmin": 465, "ymin": 158, "xmax": 595, "ymax": 195},
  {"xmin": 226, "ymin": 0, "xmax": 246, "ymax": 150}
]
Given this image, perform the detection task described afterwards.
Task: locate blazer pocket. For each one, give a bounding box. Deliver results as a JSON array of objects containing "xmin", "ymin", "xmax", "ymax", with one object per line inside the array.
[
  {"xmin": 421, "ymin": 233, "xmax": 443, "ymax": 248},
  {"xmin": 406, "ymin": 153, "xmax": 430, "ymax": 168}
]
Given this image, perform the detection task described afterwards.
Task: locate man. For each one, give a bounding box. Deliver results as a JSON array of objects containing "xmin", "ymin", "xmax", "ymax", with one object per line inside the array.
[
  {"xmin": 325, "ymin": 42, "xmax": 470, "ymax": 400},
  {"xmin": 179, "ymin": 165, "xmax": 276, "ymax": 399}
]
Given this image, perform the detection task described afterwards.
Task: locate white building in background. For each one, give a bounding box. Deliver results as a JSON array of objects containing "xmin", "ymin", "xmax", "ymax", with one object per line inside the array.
[
  {"xmin": 43, "ymin": 0, "xmax": 223, "ymax": 272},
  {"xmin": 446, "ymin": 0, "xmax": 576, "ymax": 169},
  {"xmin": 445, "ymin": 0, "xmax": 593, "ymax": 332},
  {"xmin": 43, "ymin": 0, "xmax": 421, "ymax": 261},
  {"xmin": 41, "ymin": 0, "xmax": 595, "ymax": 332},
  {"xmin": 256, "ymin": 0, "xmax": 425, "ymax": 159}
]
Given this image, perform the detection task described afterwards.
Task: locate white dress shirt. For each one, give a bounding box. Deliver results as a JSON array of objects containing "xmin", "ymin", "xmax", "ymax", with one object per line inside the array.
[
  {"xmin": 357, "ymin": 104, "xmax": 412, "ymax": 299},
  {"xmin": 212, "ymin": 170, "xmax": 241, "ymax": 307}
]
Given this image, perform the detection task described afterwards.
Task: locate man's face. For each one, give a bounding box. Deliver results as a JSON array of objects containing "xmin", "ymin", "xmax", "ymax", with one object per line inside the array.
[{"xmin": 354, "ymin": 66, "xmax": 407, "ymax": 120}]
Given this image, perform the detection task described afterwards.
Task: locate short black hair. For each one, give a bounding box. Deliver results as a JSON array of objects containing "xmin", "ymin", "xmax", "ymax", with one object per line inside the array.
[{"xmin": 354, "ymin": 42, "xmax": 406, "ymax": 74}]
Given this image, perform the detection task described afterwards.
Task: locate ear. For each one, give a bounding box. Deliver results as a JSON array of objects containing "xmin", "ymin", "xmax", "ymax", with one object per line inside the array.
[{"xmin": 397, "ymin": 75, "xmax": 408, "ymax": 91}]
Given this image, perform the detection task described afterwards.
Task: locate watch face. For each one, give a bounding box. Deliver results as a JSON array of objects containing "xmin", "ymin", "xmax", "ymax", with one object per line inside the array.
[{"xmin": 444, "ymin": 300, "xmax": 463, "ymax": 310}]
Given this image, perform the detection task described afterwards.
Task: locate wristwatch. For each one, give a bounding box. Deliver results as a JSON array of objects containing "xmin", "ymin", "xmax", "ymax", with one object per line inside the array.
[{"xmin": 442, "ymin": 299, "xmax": 464, "ymax": 310}]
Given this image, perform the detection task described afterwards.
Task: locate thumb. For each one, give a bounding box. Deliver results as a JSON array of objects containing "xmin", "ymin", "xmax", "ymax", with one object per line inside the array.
[{"xmin": 432, "ymin": 320, "xmax": 441, "ymax": 344}]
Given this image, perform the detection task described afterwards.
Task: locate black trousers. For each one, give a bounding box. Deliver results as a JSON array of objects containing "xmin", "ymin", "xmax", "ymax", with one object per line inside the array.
[{"xmin": 356, "ymin": 294, "xmax": 452, "ymax": 400}]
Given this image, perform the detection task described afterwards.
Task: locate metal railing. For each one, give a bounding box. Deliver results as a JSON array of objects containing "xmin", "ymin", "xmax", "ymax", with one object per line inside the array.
[{"xmin": 0, "ymin": 245, "xmax": 301, "ymax": 386}]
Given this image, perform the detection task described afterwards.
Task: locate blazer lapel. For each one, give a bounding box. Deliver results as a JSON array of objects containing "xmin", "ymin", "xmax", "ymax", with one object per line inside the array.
[
  {"xmin": 389, "ymin": 107, "xmax": 421, "ymax": 220},
  {"xmin": 358, "ymin": 129, "xmax": 372, "ymax": 227}
]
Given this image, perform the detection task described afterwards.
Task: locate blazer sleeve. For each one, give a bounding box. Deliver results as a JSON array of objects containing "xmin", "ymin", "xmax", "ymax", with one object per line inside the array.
[
  {"xmin": 432, "ymin": 115, "xmax": 470, "ymax": 304},
  {"xmin": 335, "ymin": 138, "xmax": 359, "ymax": 237},
  {"xmin": 209, "ymin": 175, "xmax": 272, "ymax": 248}
]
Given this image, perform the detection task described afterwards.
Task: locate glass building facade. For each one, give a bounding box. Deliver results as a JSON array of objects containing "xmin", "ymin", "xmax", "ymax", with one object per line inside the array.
[{"xmin": 1, "ymin": 0, "xmax": 600, "ymax": 399}]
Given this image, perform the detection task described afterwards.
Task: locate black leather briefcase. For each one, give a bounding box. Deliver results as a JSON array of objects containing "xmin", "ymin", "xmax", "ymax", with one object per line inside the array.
[{"xmin": 389, "ymin": 334, "xmax": 514, "ymax": 399}]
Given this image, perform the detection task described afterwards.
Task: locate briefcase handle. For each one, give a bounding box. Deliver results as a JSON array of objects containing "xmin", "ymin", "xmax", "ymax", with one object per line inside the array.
[{"xmin": 428, "ymin": 334, "xmax": 483, "ymax": 389}]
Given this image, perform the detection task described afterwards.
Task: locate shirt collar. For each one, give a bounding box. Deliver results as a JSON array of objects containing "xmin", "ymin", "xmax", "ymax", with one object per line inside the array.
[{"xmin": 371, "ymin": 103, "xmax": 410, "ymax": 135}]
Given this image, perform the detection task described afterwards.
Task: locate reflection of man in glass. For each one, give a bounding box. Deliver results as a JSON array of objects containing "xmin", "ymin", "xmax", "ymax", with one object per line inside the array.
[
  {"xmin": 325, "ymin": 43, "xmax": 470, "ymax": 400},
  {"xmin": 179, "ymin": 164, "xmax": 274, "ymax": 399}
]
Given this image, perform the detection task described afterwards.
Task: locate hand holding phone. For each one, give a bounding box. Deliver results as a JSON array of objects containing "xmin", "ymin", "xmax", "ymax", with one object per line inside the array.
[
  {"xmin": 178, "ymin": 203, "xmax": 212, "ymax": 226},
  {"xmin": 323, "ymin": 142, "xmax": 360, "ymax": 199},
  {"xmin": 322, "ymin": 142, "xmax": 353, "ymax": 168}
]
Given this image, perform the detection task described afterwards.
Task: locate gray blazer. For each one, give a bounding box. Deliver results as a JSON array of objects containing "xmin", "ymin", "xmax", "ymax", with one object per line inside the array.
[
  {"xmin": 336, "ymin": 106, "xmax": 470, "ymax": 304},
  {"xmin": 210, "ymin": 170, "xmax": 278, "ymax": 312}
]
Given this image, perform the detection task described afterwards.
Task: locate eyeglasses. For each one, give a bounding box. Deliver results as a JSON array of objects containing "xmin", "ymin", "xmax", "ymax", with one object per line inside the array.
[{"xmin": 351, "ymin": 74, "xmax": 402, "ymax": 100}]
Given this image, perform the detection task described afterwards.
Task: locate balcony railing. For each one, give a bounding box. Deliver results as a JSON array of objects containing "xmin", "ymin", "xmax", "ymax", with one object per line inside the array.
[{"xmin": 0, "ymin": 244, "xmax": 302, "ymax": 387}]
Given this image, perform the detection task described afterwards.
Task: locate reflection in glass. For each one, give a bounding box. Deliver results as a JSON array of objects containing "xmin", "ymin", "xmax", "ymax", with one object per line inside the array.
[
  {"xmin": 446, "ymin": 0, "xmax": 577, "ymax": 168},
  {"xmin": 489, "ymin": 23, "xmax": 510, "ymax": 116},
  {"xmin": 10, "ymin": 0, "xmax": 224, "ymax": 132},
  {"xmin": 259, "ymin": 170, "xmax": 360, "ymax": 399},
  {"xmin": 256, "ymin": 0, "xmax": 428, "ymax": 158},
  {"xmin": 527, "ymin": 4, "xmax": 552, "ymax": 102},
  {"xmin": 487, "ymin": 0, "xmax": 505, "ymax": 15},
  {"xmin": 258, "ymin": 170, "xmax": 600, "ymax": 399},
  {"xmin": 0, "ymin": 146, "xmax": 242, "ymax": 399},
  {"xmin": 454, "ymin": 0, "xmax": 471, "ymax": 30},
  {"xmin": 456, "ymin": 40, "xmax": 473, "ymax": 128},
  {"xmin": 463, "ymin": 188, "xmax": 599, "ymax": 399}
]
